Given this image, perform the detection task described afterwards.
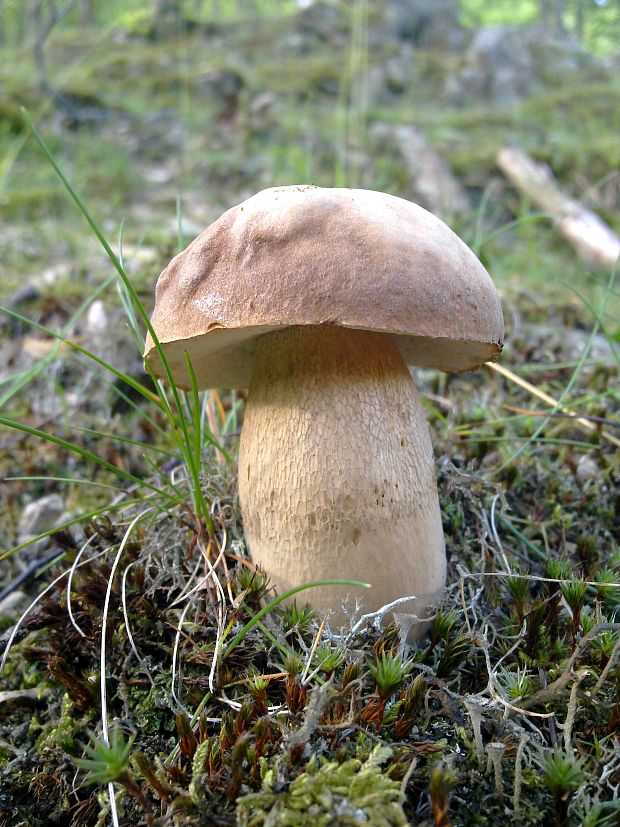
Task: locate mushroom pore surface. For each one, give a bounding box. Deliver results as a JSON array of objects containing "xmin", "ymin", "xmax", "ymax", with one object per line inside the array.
[{"xmin": 238, "ymin": 325, "xmax": 446, "ymax": 629}]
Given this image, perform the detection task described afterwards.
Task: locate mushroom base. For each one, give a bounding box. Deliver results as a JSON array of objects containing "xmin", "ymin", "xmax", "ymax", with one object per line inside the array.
[{"xmin": 238, "ymin": 325, "xmax": 446, "ymax": 637}]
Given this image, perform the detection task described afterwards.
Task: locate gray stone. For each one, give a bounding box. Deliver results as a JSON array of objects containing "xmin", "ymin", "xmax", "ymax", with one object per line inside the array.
[
  {"xmin": 17, "ymin": 494, "xmax": 70, "ymax": 558},
  {"xmin": 457, "ymin": 25, "xmax": 535, "ymax": 106},
  {"xmin": 451, "ymin": 23, "xmax": 609, "ymax": 106},
  {"xmin": 575, "ymin": 455, "xmax": 600, "ymax": 487},
  {"xmin": 383, "ymin": 0, "xmax": 465, "ymax": 51},
  {"xmin": 0, "ymin": 591, "xmax": 27, "ymax": 616}
]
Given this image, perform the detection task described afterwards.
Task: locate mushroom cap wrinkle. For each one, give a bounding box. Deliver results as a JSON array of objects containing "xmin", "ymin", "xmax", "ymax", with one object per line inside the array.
[{"xmin": 144, "ymin": 185, "xmax": 503, "ymax": 387}]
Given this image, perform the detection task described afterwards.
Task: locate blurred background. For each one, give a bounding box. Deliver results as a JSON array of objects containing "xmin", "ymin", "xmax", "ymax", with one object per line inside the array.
[{"xmin": 1, "ymin": 0, "xmax": 619, "ymax": 299}]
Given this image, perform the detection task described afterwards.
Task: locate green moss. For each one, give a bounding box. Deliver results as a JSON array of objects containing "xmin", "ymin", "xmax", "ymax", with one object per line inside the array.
[
  {"xmin": 237, "ymin": 745, "xmax": 408, "ymax": 827},
  {"xmin": 34, "ymin": 693, "xmax": 79, "ymax": 758}
]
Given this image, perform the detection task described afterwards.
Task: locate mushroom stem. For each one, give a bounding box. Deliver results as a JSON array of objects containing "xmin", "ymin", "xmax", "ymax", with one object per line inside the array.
[{"xmin": 238, "ymin": 325, "xmax": 446, "ymax": 633}]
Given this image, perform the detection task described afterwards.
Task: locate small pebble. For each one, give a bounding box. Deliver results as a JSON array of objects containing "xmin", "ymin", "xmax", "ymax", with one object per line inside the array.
[{"xmin": 575, "ymin": 455, "xmax": 599, "ymax": 486}]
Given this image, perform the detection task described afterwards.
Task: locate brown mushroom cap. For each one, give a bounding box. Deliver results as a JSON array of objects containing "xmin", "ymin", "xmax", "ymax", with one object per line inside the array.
[{"xmin": 144, "ymin": 185, "xmax": 503, "ymax": 388}]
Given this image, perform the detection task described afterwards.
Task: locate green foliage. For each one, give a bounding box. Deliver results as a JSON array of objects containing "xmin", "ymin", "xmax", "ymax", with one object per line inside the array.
[
  {"xmin": 368, "ymin": 651, "xmax": 414, "ymax": 699},
  {"xmin": 428, "ymin": 763, "xmax": 457, "ymax": 827},
  {"xmin": 574, "ymin": 798, "xmax": 620, "ymax": 827},
  {"xmin": 73, "ymin": 727, "xmax": 134, "ymax": 786},
  {"xmin": 560, "ymin": 580, "xmax": 588, "ymax": 612},
  {"xmin": 313, "ymin": 645, "xmax": 346, "ymax": 676},
  {"xmin": 281, "ymin": 600, "xmax": 315, "ymax": 635},
  {"xmin": 540, "ymin": 750, "xmax": 587, "ymax": 825},
  {"xmin": 236, "ymin": 566, "xmax": 271, "ymax": 604},
  {"xmin": 435, "ymin": 633, "xmax": 472, "ymax": 680},
  {"xmin": 430, "ymin": 610, "xmax": 460, "ymax": 647},
  {"xmin": 497, "ymin": 666, "xmax": 535, "ymax": 702}
]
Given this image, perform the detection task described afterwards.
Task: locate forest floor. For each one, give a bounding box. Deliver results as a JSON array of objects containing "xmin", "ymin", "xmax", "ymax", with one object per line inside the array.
[{"xmin": 0, "ymin": 4, "xmax": 619, "ymax": 826}]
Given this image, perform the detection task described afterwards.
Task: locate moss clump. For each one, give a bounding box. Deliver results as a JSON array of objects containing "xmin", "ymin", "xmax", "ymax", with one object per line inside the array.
[{"xmin": 236, "ymin": 745, "xmax": 407, "ymax": 827}]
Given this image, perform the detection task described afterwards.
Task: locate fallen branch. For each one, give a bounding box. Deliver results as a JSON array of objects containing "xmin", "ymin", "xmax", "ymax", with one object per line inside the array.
[{"xmin": 497, "ymin": 145, "xmax": 620, "ymax": 269}]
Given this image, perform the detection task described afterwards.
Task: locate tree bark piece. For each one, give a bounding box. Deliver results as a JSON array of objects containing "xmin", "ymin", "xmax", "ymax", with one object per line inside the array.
[{"xmin": 497, "ymin": 145, "xmax": 620, "ymax": 269}]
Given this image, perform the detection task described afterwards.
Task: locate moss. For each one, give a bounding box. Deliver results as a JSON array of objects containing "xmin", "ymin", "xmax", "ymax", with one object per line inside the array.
[
  {"xmin": 34, "ymin": 693, "xmax": 78, "ymax": 758},
  {"xmin": 237, "ymin": 746, "xmax": 408, "ymax": 827}
]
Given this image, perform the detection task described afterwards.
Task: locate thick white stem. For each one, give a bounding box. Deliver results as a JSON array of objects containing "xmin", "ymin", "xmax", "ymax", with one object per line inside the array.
[{"xmin": 238, "ymin": 326, "xmax": 446, "ymax": 633}]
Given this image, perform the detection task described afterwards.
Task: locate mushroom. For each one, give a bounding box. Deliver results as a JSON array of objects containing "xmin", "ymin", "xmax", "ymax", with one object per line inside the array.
[{"xmin": 144, "ymin": 186, "xmax": 503, "ymax": 633}]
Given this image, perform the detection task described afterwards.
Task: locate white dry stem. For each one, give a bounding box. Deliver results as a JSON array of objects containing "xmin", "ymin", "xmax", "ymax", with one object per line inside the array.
[
  {"xmin": 171, "ymin": 600, "xmax": 193, "ymax": 714},
  {"xmin": 168, "ymin": 553, "xmax": 206, "ymax": 608},
  {"xmin": 211, "ymin": 516, "xmax": 234, "ymax": 605},
  {"xmin": 195, "ymin": 531, "xmax": 227, "ymax": 694},
  {"xmin": 100, "ymin": 511, "xmax": 149, "ymax": 827},
  {"xmin": 208, "ymin": 609, "xmax": 223, "ymax": 695},
  {"xmin": 301, "ymin": 612, "xmax": 330, "ymax": 685},
  {"xmin": 489, "ymin": 621, "xmax": 527, "ymax": 677},
  {"xmin": 513, "ymin": 731, "xmax": 529, "ymax": 813},
  {"xmin": 400, "ymin": 755, "xmax": 419, "ymax": 796},
  {"xmin": 121, "ymin": 559, "xmax": 145, "ymax": 665},
  {"xmin": 476, "ymin": 623, "xmax": 555, "ymax": 720},
  {"xmin": 521, "ymin": 623, "xmax": 620, "ymax": 710},
  {"xmin": 489, "ymin": 493, "xmax": 511, "ymax": 574},
  {"xmin": 217, "ymin": 690, "xmax": 285, "ymax": 716},
  {"xmin": 488, "ymin": 360, "xmax": 620, "ymax": 449},
  {"xmin": 67, "ymin": 536, "xmax": 95, "ymax": 638},
  {"xmin": 201, "ymin": 534, "xmax": 228, "ymax": 603},
  {"xmin": 470, "ymin": 571, "xmax": 620, "ymax": 590}
]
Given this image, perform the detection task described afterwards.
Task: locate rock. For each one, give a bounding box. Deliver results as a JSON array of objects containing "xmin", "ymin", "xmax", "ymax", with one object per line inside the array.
[
  {"xmin": 297, "ymin": 2, "xmax": 346, "ymax": 45},
  {"xmin": 17, "ymin": 494, "xmax": 71, "ymax": 558},
  {"xmin": 0, "ymin": 283, "xmax": 41, "ymax": 336},
  {"xmin": 202, "ymin": 68, "xmax": 245, "ymax": 119},
  {"xmin": 369, "ymin": 123, "xmax": 470, "ymax": 217},
  {"xmin": 134, "ymin": 110, "xmax": 186, "ymax": 160},
  {"xmin": 249, "ymin": 91, "xmax": 278, "ymax": 133},
  {"xmin": 52, "ymin": 89, "xmax": 132, "ymax": 131},
  {"xmin": 142, "ymin": 165, "xmax": 175, "ymax": 184},
  {"xmin": 515, "ymin": 323, "xmax": 614, "ymax": 363},
  {"xmin": 41, "ymin": 263, "xmax": 72, "ymax": 286},
  {"xmin": 86, "ymin": 300, "xmax": 108, "ymax": 337},
  {"xmin": 117, "ymin": 244, "xmax": 160, "ymax": 274},
  {"xmin": 456, "ymin": 25, "xmax": 535, "ymax": 106},
  {"xmin": 575, "ymin": 455, "xmax": 600, "ymax": 486},
  {"xmin": 5, "ymin": 283, "xmax": 41, "ymax": 308},
  {"xmin": 383, "ymin": 0, "xmax": 465, "ymax": 51},
  {"xmin": 0, "ymin": 591, "xmax": 27, "ymax": 616},
  {"xmin": 450, "ymin": 23, "xmax": 609, "ymax": 106}
]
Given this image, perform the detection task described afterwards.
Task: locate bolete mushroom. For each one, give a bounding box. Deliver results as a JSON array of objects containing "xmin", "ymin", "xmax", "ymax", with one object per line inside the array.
[{"xmin": 145, "ymin": 186, "xmax": 503, "ymax": 632}]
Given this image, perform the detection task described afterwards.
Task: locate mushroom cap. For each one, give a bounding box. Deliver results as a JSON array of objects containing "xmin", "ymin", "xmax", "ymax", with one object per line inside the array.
[{"xmin": 144, "ymin": 185, "xmax": 503, "ymax": 388}]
